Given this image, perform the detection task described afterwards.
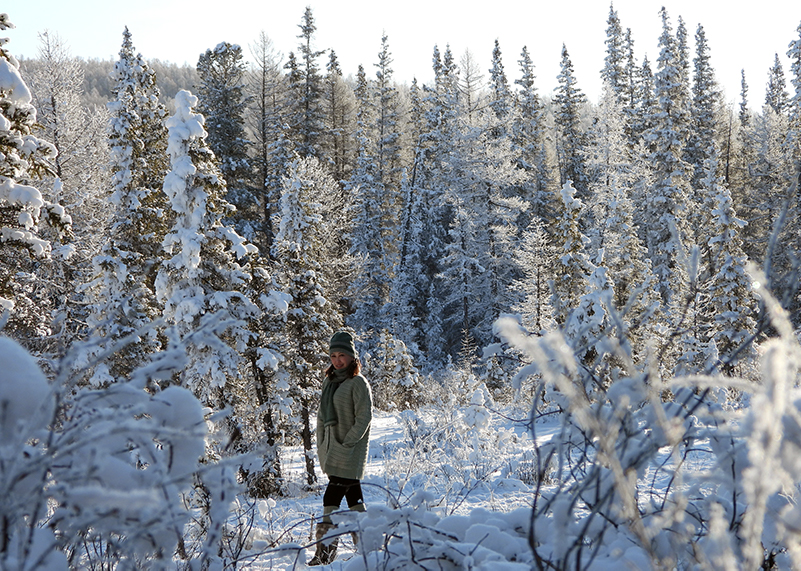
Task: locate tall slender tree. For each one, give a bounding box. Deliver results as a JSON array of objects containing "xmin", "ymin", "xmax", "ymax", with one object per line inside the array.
[
  {"xmin": 765, "ymin": 53, "xmax": 789, "ymax": 115},
  {"xmin": 513, "ymin": 45, "xmax": 551, "ymax": 229},
  {"xmin": 642, "ymin": 8, "xmax": 693, "ymax": 311},
  {"xmin": 289, "ymin": 7, "xmax": 326, "ymax": 160},
  {"xmin": 246, "ymin": 31, "xmax": 285, "ymax": 254},
  {"xmin": 197, "ymin": 42, "xmax": 253, "ymax": 235},
  {"xmin": 553, "ymin": 45, "xmax": 589, "ymax": 201}
]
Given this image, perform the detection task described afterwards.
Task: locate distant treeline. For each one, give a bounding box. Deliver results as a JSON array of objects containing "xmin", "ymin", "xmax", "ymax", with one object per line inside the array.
[{"xmin": 20, "ymin": 56, "xmax": 199, "ymax": 109}]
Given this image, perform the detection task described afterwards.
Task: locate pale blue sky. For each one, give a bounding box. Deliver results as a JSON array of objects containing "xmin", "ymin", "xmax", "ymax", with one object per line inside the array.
[{"xmin": 4, "ymin": 0, "xmax": 799, "ymax": 105}]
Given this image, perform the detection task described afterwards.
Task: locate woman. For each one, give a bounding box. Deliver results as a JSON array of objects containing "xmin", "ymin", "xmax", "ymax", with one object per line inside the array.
[{"xmin": 309, "ymin": 331, "xmax": 373, "ymax": 566}]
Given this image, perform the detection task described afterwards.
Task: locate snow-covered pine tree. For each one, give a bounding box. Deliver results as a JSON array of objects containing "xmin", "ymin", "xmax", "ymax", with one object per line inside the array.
[
  {"xmin": 402, "ymin": 45, "xmax": 459, "ymax": 365},
  {"xmin": 553, "ymin": 45, "xmax": 589, "ymax": 202},
  {"xmin": 387, "ymin": 79, "xmax": 427, "ymax": 359},
  {"xmin": 512, "ymin": 216, "xmax": 556, "ymax": 334},
  {"xmin": 155, "ymin": 89, "xmax": 258, "ymax": 414},
  {"xmin": 349, "ymin": 35, "xmax": 404, "ymax": 336},
  {"xmin": 438, "ymin": 115, "xmax": 525, "ymax": 358},
  {"xmin": 787, "ymin": 21, "xmax": 801, "ymax": 170},
  {"xmin": 0, "ymin": 15, "xmax": 71, "ymax": 348},
  {"xmin": 747, "ymin": 98, "xmax": 793, "ymax": 300},
  {"xmin": 373, "ymin": 33, "xmax": 403, "ymax": 272},
  {"xmin": 488, "ymin": 39, "xmax": 512, "ymax": 137},
  {"xmin": 196, "ymin": 42, "xmax": 254, "ymax": 238},
  {"xmin": 431, "ymin": 41, "xmax": 526, "ymax": 359},
  {"xmin": 601, "ymin": 3, "xmax": 626, "ymax": 99},
  {"xmin": 703, "ymin": 153, "xmax": 757, "ymax": 374},
  {"xmin": 364, "ymin": 328, "xmax": 421, "ymax": 410},
  {"xmin": 731, "ymin": 70, "xmax": 757, "ymax": 243},
  {"xmin": 631, "ymin": 54, "xmax": 657, "ymax": 146},
  {"xmin": 347, "ymin": 64, "xmax": 382, "ymax": 328}
]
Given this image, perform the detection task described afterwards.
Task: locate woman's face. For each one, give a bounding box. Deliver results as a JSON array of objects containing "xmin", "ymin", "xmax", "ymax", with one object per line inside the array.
[{"xmin": 330, "ymin": 351, "xmax": 354, "ymax": 370}]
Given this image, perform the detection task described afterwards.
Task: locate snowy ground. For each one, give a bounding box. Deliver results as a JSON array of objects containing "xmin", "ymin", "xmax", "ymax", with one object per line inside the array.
[{"xmin": 244, "ymin": 407, "xmax": 548, "ymax": 569}]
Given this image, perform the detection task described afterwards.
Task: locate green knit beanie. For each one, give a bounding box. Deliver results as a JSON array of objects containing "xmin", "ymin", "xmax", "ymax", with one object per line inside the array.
[{"xmin": 329, "ymin": 331, "xmax": 356, "ymax": 357}]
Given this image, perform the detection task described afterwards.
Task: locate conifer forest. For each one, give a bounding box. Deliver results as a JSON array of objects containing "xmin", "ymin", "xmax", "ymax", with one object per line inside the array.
[{"xmin": 5, "ymin": 4, "xmax": 801, "ymax": 570}]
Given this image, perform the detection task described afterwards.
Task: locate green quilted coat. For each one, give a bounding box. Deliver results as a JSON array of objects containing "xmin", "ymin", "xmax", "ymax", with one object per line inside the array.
[{"xmin": 316, "ymin": 374, "xmax": 373, "ymax": 480}]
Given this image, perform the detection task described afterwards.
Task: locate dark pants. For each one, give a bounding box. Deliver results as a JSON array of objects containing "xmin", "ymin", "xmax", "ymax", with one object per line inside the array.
[{"xmin": 322, "ymin": 475, "xmax": 364, "ymax": 508}]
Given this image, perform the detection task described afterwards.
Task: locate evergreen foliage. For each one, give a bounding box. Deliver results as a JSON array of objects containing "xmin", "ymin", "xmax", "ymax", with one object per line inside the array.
[
  {"xmin": 82, "ymin": 28, "xmax": 169, "ymax": 383},
  {"xmin": 196, "ymin": 42, "xmax": 254, "ymax": 236}
]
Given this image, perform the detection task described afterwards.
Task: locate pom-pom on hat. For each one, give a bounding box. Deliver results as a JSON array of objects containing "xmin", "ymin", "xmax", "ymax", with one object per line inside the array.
[{"xmin": 329, "ymin": 331, "xmax": 356, "ymax": 358}]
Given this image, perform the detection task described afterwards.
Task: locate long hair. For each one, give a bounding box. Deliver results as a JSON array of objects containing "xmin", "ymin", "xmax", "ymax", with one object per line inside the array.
[{"xmin": 325, "ymin": 358, "xmax": 361, "ymax": 379}]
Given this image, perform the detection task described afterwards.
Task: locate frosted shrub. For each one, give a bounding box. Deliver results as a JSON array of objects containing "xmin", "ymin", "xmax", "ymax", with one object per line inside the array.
[
  {"xmin": 491, "ymin": 273, "xmax": 801, "ymax": 570},
  {"xmin": 362, "ymin": 328, "xmax": 423, "ymax": 411},
  {"xmin": 0, "ymin": 333, "xmax": 226, "ymax": 570}
]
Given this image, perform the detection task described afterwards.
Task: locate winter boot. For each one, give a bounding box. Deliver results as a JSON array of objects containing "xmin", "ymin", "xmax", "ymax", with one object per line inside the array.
[
  {"xmin": 308, "ymin": 506, "xmax": 339, "ymax": 566},
  {"xmin": 349, "ymin": 502, "xmax": 366, "ymax": 548}
]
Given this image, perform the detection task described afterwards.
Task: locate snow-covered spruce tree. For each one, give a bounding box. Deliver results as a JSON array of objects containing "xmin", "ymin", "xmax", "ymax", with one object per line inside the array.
[
  {"xmin": 347, "ymin": 64, "xmax": 381, "ymax": 330},
  {"xmin": 746, "ymin": 103, "xmax": 795, "ymax": 310},
  {"xmin": 349, "ymin": 35, "xmax": 404, "ymax": 336},
  {"xmin": 787, "ymin": 21, "xmax": 801, "ymax": 168},
  {"xmin": 630, "ymin": 54, "xmax": 657, "ymax": 148},
  {"xmin": 0, "ymin": 15, "xmax": 71, "ymax": 347},
  {"xmin": 80, "ymin": 27, "xmax": 169, "ymax": 384},
  {"xmin": 584, "ymin": 82, "xmax": 661, "ymax": 358},
  {"xmin": 641, "ymin": 7, "xmax": 693, "ymax": 315},
  {"xmin": 512, "ymin": 45, "xmax": 551, "ymax": 231},
  {"xmin": 386, "ymin": 80, "xmax": 426, "ymax": 359},
  {"xmin": 155, "ymin": 89, "xmax": 258, "ymax": 415},
  {"xmin": 601, "ymin": 5, "xmax": 643, "ymax": 149},
  {"xmin": 766, "ymin": 53, "xmax": 789, "ymax": 115},
  {"xmin": 781, "ymin": 20, "xmax": 801, "ymax": 322},
  {"xmin": 702, "ymin": 154, "xmax": 758, "ymax": 375},
  {"xmin": 24, "ymin": 31, "xmax": 111, "ymax": 359},
  {"xmin": 396, "ymin": 45, "xmax": 458, "ymax": 365},
  {"xmin": 362, "ymin": 328, "xmax": 422, "ymax": 411},
  {"xmin": 488, "ymin": 39, "xmax": 513, "ymax": 138},
  {"xmin": 549, "ymin": 181, "xmax": 591, "ymax": 328},
  {"xmin": 438, "ymin": 101, "xmax": 525, "ymax": 359},
  {"xmin": 686, "ymin": 24, "xmax": 724, "ymax": 196},
  {"xmin": 237, "ymin": 264, "xmax": 292, "ymax": 498},
  {"xmin": 285, "ymin": 7, "xmax": 326, "ymax": 161},
  {"xmin": 601, "ymin": 3, "xmax": 626, "ymax": 100},
  {"xmin": 271, "ymin": 155, "xmax": 345, "ymax": 487},
  {"xmin": 731, "ymin": 70, "xmax": 757, "ymax": 247},
  {"xmin": 553, "ymin": 45, "xmax": 589, "ymax": 203},
  {"xmin": 197, "ymin": 42, "xmax": 255, "ymax": 238}
]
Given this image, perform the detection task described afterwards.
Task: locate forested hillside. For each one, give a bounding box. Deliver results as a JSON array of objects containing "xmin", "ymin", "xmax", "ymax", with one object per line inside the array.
[{"xmin": 4, "ymin": 4, "xmax": 801, "ymax": 569}]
